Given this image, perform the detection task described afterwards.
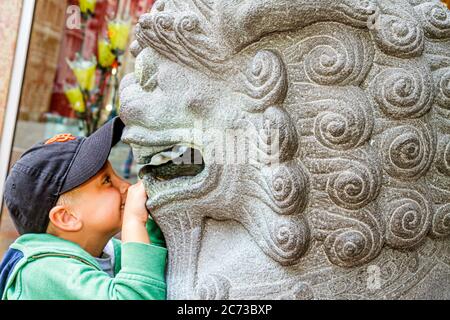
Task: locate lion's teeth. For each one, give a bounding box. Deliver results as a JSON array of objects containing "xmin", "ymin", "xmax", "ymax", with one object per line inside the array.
[{"xmin": 149, "ymin": 145, "xmax": 189, "ymax": 166}]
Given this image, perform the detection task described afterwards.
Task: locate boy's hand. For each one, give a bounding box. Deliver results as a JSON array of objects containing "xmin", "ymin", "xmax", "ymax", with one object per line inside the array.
[
  {"xmin": 123, "ymin": 181, "xmax": 149, "ymax": 224},
  {"xmin": 122, "ymin": 181, "xmax": 150, "ymax": 244}
]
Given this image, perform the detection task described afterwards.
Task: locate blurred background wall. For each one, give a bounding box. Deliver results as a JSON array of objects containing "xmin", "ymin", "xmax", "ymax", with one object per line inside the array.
[{"xmin": 0, "ymin": 0, "xmax": 23, "ymax": 136}]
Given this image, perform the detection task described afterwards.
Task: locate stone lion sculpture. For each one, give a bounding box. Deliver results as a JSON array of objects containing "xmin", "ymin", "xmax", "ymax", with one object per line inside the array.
[{"xmin": 119, "ymin": 0, "xmax": 450, "ymax": 299}]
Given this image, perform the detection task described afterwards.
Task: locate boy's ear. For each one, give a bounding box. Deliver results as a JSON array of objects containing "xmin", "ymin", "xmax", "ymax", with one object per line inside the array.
[{"xmin": 48, "ymin": 206, "xmax": 82, "ymax": 232}]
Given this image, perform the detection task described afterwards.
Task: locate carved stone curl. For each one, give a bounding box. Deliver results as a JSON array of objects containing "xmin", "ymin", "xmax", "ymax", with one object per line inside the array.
[
  {"xmin": 371, "ymin": 67, "xmax": 433, "ymax": 119},
  {"xmin": 381, "ymin": 123, "xmax": 435, "ymax": 181},
  {"xmin": 436, "ymin": 135, "xmax": 450, "ymax": 178},
  {"xmin": 382, "ymin": 188, "xmax": 432, "ymax": 250},
  {"xmin": 415, "ymin": 2, "xmax": 450, "ymax": 39},
  {"xmin": 435, "ymin": 68, "xmax": 450, "ymax": 111},
  {"xmin": 291, "ymin": 23, "xmax": 374, "ymax": 86},
  {"xmin": 326, "ymin": 159, "xmax": 381, "ymax": 211},
  {"xmin": 371, "ymin": 12, "xmax": 424, "ymax": 58},
  {"xmin": 312, "ymin": 208, "xmax": 385, "ymax": 268},
  {"xmin": 431, "ymin": 204, "xmax": 450, "ymax": 239},
  {"xmin": 313, "ymin": 89, "xmax": 374, "ymax": 151},
  {"xmin": 239, "ymin": 50, "xmax": 288, "ymax": 112}
]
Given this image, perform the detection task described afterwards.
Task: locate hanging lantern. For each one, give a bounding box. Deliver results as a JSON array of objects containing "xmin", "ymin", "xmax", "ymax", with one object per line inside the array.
[
  {"xmin": 107, "ymin": 19, "xmax": 131, "ymax": 53},
  {"xmin": 79, "ymin": 0, "xmax": 97, "ymax": 15},
  {"xmin": 98, "ymin": 38, "xmax": 116, "ymax": 68},
  {"xmin": 67, "ymin": 55, "xmax": 97, "ymax": 92},
  {"xmin": 64, "ymin": 85, "xmax": 86, "ymax": 113}
]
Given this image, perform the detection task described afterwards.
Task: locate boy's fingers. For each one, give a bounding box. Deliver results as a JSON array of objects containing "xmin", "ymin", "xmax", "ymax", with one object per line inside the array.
[
  {"xmin": 129, "ymin": 180, "xmax": 143, "ymax": 190},
  {"xmin": 128, "ymin": 181, "xmax": 146, "ymax": 197},
  {"xmin": 136, "ymin": 181, "xmax": 145, "ymax": 192},
  {"xmin": 133, "ymin": 180, "xmax": 143, "ymax": 188}
]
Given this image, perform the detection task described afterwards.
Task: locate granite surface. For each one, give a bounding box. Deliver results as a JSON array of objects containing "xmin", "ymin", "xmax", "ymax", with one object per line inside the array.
[{"xmin": 120, "ymin": 0, "xmax": 450, "ymax": 299}]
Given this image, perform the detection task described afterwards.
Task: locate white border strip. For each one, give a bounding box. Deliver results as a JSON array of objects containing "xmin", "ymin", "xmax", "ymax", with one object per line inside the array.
[{"xmin": 0, "ymin": 0, "xmax": 36, "ymax": 207}]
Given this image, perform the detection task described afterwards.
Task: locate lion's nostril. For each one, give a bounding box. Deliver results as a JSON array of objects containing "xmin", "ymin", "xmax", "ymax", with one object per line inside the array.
[{"xmin": 140, "ymin": 73, "xmax": 158, "ymax": 92}]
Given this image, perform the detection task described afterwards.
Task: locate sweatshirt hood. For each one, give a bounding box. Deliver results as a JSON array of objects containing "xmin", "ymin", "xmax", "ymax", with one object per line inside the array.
[{"xmin": 0, "ymin": 249, "xmax": 23, "ymax": 297}]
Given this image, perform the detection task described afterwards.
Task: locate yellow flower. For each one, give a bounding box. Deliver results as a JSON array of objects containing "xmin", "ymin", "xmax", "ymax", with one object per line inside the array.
[
  {"xmin": 79, "ymin": 0, "xmax": 96, "ymax": 15},
  {"xmin": 108, "ymin": 19, "xmax": 131, "ymax": 52},
  {"xmin": 98, "ymin": 39, "xmax": 116, "ymax": 68},
  {"xmin": 64, "ymin": 86, "xmax": 86, "ymax": 113},
  {"xmin": 67, "ymin": 55, "xmax": 97, "ymax": 92}
]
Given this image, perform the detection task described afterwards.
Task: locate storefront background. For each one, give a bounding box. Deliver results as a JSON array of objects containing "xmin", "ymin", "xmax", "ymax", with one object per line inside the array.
[
  {"xmin": 0, "ymin": 0, "xmax": 25, "ymax": 259},
  {"xmin": 0, "ymin": 0, "xmax": 154, "ymax": 257},
  {"xmin": 0, "ymin": 0, "xmax": 23, "ymax": 136}
]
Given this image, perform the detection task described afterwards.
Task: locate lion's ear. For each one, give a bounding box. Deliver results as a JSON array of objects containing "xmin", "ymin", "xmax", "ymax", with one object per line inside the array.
[{"xmin": 236, "ymin": 50, "xmax": 288, "ymax": 113}]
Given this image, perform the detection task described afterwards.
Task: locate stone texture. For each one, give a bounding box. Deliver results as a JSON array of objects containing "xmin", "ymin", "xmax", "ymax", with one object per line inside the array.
[{"xmin": 119, "ymin": 0, "xmax": 450, "ymax": 299}]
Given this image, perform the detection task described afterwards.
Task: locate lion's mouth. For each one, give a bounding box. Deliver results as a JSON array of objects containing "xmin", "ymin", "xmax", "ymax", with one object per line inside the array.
[
  {"xmin": 123, "ymin": 127, "xmax": 222, "ymax": 210},
  {"xmin": 130, "ymin": 142, "xmax": 213, "ymax": 210},
  {"xmin": 138, "ymin": 145, "xmax": 205, "ymax": 181}
]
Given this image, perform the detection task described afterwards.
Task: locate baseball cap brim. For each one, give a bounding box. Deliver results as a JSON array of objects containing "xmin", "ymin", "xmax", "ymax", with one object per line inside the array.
[{"xmin": 60, "ymin": 117, "xmax": 125, "ymax": 194}]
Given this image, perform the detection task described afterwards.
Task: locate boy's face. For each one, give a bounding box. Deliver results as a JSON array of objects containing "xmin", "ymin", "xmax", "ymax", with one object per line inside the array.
[{"xmin": 69, "ymin": 161, "xmax": 131, "ymax": 237}]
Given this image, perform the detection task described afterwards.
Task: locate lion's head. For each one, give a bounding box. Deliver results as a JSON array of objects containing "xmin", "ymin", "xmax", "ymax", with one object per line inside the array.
[{"xmin": 120, "ymin": 0, "xmax": 450, "ymax": 299}]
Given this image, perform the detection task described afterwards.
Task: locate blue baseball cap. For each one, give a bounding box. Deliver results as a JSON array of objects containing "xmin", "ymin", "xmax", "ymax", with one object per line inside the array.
[{"xmin": 3, "ymin": 117, "xmax": 125, "ymax": 235}]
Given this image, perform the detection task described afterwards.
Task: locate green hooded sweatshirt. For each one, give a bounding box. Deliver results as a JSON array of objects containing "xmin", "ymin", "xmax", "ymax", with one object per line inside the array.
[{"xmin": 0, "ymin": 220, "xmax": 167, "ymax": 300}]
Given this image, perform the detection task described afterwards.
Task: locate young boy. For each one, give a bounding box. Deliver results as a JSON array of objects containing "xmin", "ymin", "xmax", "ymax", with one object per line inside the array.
[{"xmin": 0, "ymin": 117, "xmax": 167, "ymax": 300}]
